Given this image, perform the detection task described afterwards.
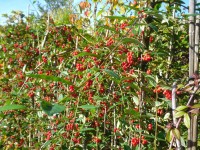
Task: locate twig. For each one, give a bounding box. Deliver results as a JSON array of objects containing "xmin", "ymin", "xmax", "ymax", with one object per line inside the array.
[
  {"xmin": 18, "ymin": 62, "xmax": 44, "ymax": 94},
  {"xmin": 169, "ymin": 85, "xmax": 199, "ymax": 149},
  {"xmin": 171, "ymin": 82, "xmax": 181, "ymax": 148}
]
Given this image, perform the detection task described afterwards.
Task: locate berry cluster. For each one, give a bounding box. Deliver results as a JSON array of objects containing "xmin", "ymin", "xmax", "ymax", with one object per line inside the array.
[
  {"xmin": 120, "ymin": 22, "xmax": 128, "ymax": 29},
  {"xmin": 131, "ymin": 137, "xmax": 139, "ymax": 146},
  {"xmin": 45, "ymin": 131, "xmax": 51, "ymax": 141},
  {"xmin": 65, "ymin": 123, "xmax": 79, "ymax": 131},
  {"xmin": 42, "ymin": 56, "xmax": 48, "ymax": 63},
  {"xmin": 99, "ymin": 83, "xmax": 105, "ymax": 94},
  {"xmin": 76, "ymin": 63, "xmax": 85, "ymax": 71},
  {"xmin": 153, "ymin": 85, "xmax": 163, "ymax": 93},
  {"xmin": 69, "ymin": 85, "xmax": 75, "ymax": 92},
  {"xmin": 88, "ymin": 91, "xmax": 94, "ymax": 103},
  {"xmin": 163, "ymin": 90, "xmax": 172, "ymax": 100},
  {"xmin": 84, "ymin": 46, "xmax": 90, "ymax": 52},
  {"xmin": 84, "ymin": 79, "xmax": 93, "ymax": 90},
  {"xmin": 127, "ymin": 51, "xmax": 134, "ymax": 65},
  {"xmin": 28, "ymin": 90, "xmax": 35, "ymax": 98},
  {"xmin": 106, "ymin": 38, "xmax": 114, "ymax": 46},
  {"xmin": 131, "ymin": 136, "xmax": 148, "ymax": 147},
  {"xmin": 142, "ymin": 53, "xmax": 151, "ymax": 62},
  {"xmin": 93, "ymin": 136, "xmax": 101, "ymax": 143},
  {"xmin": 147, "ymin": 123, "xmax": 153, "ymax": 131},
  {"xmin": 121, "ymin": 61, "xmax": 130, "ymax": 71},
  {"xmin": 157, "ymin": 109, "xmax": 164, "ymax": 116}
]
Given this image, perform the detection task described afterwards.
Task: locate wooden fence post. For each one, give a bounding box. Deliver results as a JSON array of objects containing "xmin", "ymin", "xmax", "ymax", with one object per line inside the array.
[{"xmin": 188, "ymin": 0, "xmax": 198, "ymax": 150}]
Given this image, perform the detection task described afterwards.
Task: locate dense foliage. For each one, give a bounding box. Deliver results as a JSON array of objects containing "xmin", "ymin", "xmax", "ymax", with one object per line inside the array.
[{"xmin": 0, "ymin": 0, "xmax": 199, "ymax": 149}]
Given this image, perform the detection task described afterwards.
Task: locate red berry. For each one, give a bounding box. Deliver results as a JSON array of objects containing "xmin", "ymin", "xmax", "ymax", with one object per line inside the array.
[
  {"xmin": 146, "ymin": 69, "xmax": 151, "ymax": 74},
  {"xmin": 157, "ymin": 109, "xmax": 164, "ymax": 116},
  {"xmin": 106, "ymin": 38, "xmax": 114, "ymax": 46},
  {"xmin": 135, "ymin": 124, "xmax": 140, "ymax": 129},
  {"xmin": 176, "ymin": 90, "xmax": 182, "ymax": 95},
  {"xmin": 149, "ymin": 36, "xmax": 154, "ymax": 43},
  {"xmin": 131, "ymin": 137, "xmax": 139, "ymax": 146},
  {"xmin": 142, "ymin": 139, "xmax": 148, "ymax": 145},
  {"xmin": 148, "ymin": 123, "xmax": 153, "ymax": 130}
]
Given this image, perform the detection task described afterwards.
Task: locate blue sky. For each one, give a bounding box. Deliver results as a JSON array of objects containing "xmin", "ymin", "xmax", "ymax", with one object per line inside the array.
[
  {"xmin": 0, "ymin": 0, "xmax": 189, "ymax": 24},
  {"xmin": 0, "ymin": 0, "xmax": 43, "ymax": 24},
  {"xmin": 0, "ymin": 0, "xmax": 82, "ymax": 24}
]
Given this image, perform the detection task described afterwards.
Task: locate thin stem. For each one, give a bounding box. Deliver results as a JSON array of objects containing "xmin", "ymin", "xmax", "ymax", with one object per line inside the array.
[
  {"xmin": 169, "ymin": 86, "xmax": 199, "ymax": 149},
  {"xmin": 18, "ymin": 62, "xmax": 44, "ymax": 94},
  {"xmin": 69, "ymin": 95, "xmax": 80, "ymax": 149},
  {"xmin": 171, "ymin": 82, "xmax": 181, "ymax": 148},
  {"xmin": 154, "ymin": 91, "xmax": 158, "ymax": 150}
]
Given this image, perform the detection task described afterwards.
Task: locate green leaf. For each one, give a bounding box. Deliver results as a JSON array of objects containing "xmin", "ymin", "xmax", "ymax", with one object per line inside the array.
[
  {"xmin": 157, "ymin": 131, "xmax": 166, "ymax": 141},
  {"xmin": 192, "ymin": 104, "xmax": 200, "ymax": 108},
  {"xmin": 174, "ymin": 111, "xmax": 186, "ymax": 118},
  {"xmin": 132, "ymin": 96, "xmax": 139, "ymax": 105},
  {"xmin": 105, "ymin": 16, "xmax": 129, "ymax": 20},
  {"xmin": 145, "ymin": 75, "xmax": 156, "ymax": 87},
  {"xmin": 124, "ymin": 109, "xmax": 140, "ymax": 118},
  {"xmin": 198, "ymin": 140, "xmax": 200, "ymax": 146},
  {"xmin": 0, "ymin": 104, "xmax": 26, "ymax": 112},
  {"xmin": 58, "ymin": 96, "xmax": 71, "ymax": 103},
  {"xmin": 176, "ymin": 106, "xmax": 188, "ymax": 111},
  {"xmin": 74, "ymin": 52, "xmax": 98, "ymax": 58},
  {"xmin": 41, "ymin": 140, "xmax": 51, "ymax": 148},
  {"xmin": 166, "ymin": 129, "xmax": 173, "ymax": 142},
  {"xmin": 122, "ymin": 38, "xmax": 144, "ymax": 48},
  {"xmin": 100, "ymin": 25, "xmax": 118, "ymax": 32},
  {"xmin": 148, "ymin": 24, "xmax": 158, "ymax": 32},
  {"xmin": 33, "ymin": 0, "xmax": 37, "ymax": 4},
  {"xmin": 58, "ymin": 94, "xmax": 63, "ymax": 101},
  {"xmin": 40, "ymin": 101, "xmax": 65, "ymax": 116},
  {"xmin": 97, "ymin": 9, "xmax": 104, "ymax": 17},
  {"xmin": 26, "ymin": 74, "xmax": 72, "ymax": 85},
  {"xmin": 130, "ymin": 83, "xmax": 139, "ymax": 91},
  {"xmin": 172, "ymin": 128, "xmax": 180, "ymax": 140},
  {"xmin": 145, "ymin": 11, "xmax": 163, "ymax": 20},
  {"xmin": 79, "ymin": 105, "xmax": 97, "ymax": 110},
  {"xmin": 81, "ymin": 33, "xmax": 96, "ymax": 43},
  {"xmin": 104, "ymin": 69, "xmax": 120, "ymax": 80},
  {"xmin": 180, "ymin": 136, "xmax": 186, "ymax": 147},
  {"xmin": 124, "ymin": 144, "xmax": 131, "ymax": 150},
  {"xmin": 124, "ymin": 5, "xmax": 140, "ymax": 11},
  {"xmin": 155, "ymin": 101, "xmax": 164, "ymax": 107},
  {"xmin": 183, "ymin": 13, "xmax": 200, "ymax": 17},
  {"xmin": 164, "ymin": 112, "xmax": 170, "ymax": 120},
  {"xmin": 183, "ymin": 113, "xmax": 190, "ymax": 129},
  {"xmin": 80, "ymin": 128, "xmax": 95, "ymax": 132}
]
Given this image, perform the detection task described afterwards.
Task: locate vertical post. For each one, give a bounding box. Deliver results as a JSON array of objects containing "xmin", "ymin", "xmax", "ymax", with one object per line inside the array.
[
  {"xmin": 194, "ymin": 2, "xmax": 199, "ymax": 72},
  {"xmin": 192, "ymin": 0, "xmax": 200, "ymax": 149},
  {"xmin": 189, "ymin": 0, "xmax": 195, "ymax": 77},
  {"xmin": 188, "ymin": 0, "xmax": 195, "ymax": 150}
]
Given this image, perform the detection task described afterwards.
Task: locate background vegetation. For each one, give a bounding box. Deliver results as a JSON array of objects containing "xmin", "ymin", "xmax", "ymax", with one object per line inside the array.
[{"xmin": 0, "ymin": 0, "xmax": 199, "ymax": 149}]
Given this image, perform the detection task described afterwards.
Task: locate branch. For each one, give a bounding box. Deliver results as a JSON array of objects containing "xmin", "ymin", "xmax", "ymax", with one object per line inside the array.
[
  {"xmin": 171, "ymin": 82, "xmax": 181, "ymax": 148},
  {"xmin": 169, "ymin": 85, "xmax": 199, "ymax": 149}
]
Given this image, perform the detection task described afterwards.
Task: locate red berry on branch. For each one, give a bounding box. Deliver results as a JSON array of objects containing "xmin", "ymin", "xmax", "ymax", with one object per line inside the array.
[
  {"xmin": 146, "ymin": 69, "xmax": 151, "ymax": 75},
  {"xmin": 148, "ymin": 123, "xmax": 153, "ymax": 130}
]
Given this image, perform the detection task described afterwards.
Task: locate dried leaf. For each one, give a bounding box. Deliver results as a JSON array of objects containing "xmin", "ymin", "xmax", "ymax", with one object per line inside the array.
[{"xmin": 189, "ymin": 108, "xmax": 199, "ymax": 114}]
